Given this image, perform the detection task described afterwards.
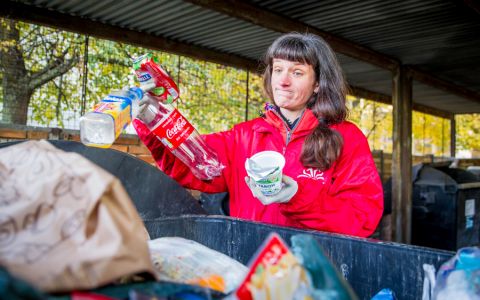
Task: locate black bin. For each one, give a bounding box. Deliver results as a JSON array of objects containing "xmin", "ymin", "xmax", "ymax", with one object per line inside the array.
[
  {"xmin": 144, "ymin": 215, "xmax": 453, "ymax": 300},
  {"xmin": 412, "ymin": 164, "xmax": 480, "ymax": 251}
]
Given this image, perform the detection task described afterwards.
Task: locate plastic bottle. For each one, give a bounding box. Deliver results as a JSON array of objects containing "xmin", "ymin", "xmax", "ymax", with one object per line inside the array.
[
  {"xmin": 80, "ymin": 83, "xmax": 154, "ymax": 148},
  {"xmin": 136, "ymin": 97, "xmax": 224, "ymax": 180}
]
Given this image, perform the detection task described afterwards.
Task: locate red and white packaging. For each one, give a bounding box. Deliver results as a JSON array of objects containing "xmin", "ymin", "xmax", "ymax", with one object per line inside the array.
[
  {"xmin": 133, "ymin": 53, "xmax": 180, "ymax": 104},
  {"xmin": 235, "ymin": 234, "xmax": 313, "ymax": 300}
]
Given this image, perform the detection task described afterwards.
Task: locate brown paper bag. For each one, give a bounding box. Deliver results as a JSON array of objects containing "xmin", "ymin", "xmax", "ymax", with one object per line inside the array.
[{"xmin": 0, "ymin": 140, "xmax": 155, "ymax": 292}]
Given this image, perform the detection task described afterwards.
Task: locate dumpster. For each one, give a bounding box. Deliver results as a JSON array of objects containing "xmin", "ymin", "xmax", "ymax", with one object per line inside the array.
[
  {"xmin": 144, "ymin": 215, "xmax": 453, "ymax": 300},
  {"xmin": 411, "ymin": 164, "xmax": 480, "ymax": 251},
  {"xmin": 0, "ymin": 141, "xmax": 455, "ymax": 299}
]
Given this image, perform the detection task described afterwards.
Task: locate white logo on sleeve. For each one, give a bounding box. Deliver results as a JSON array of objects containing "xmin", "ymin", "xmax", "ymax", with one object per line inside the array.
[{"xmin": 297, "ymin": 168, "xmax": 326, "ymax": 183}]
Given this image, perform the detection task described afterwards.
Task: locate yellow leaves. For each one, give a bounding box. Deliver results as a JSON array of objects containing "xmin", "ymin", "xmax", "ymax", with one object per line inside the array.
[
  {"xmin": 346, "ymin": 95, "xmax": 456, "ymax": 156},
  {"xmin": 456, "ymin": 114, "xmax": 480, "ymax": 153},
  {"xmin": 412, "ymin": 111, "xmax": 451, "ymax": 157},
  {"xmin": 0, "ymin": 39, "xmax": 18, "ymax": 52},
  {"xmin": 347, "ymin": 95, "xmax": 393, "ymax": 152},
  {"xmin": 174, "ymin": 58, "xmax": 256, "ymax": 134},
  {"xmin": 44, "ymin": 106, "xmax": 55, "ymax": 121},
  {"xmin": 101, "ymin": 64, "xmax": 115, "ymax": 77}
]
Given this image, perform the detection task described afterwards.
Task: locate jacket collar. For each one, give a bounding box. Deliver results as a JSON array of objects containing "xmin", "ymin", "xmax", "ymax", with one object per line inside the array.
[{"xmin": 253, "ymin": 103, "xmax": 319, "ymax": 138}]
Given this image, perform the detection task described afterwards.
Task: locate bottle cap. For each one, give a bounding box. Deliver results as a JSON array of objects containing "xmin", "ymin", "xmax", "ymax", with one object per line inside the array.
[{"xmin": 140, "ymin": 82, "xmax": 156, "ymax": 93}]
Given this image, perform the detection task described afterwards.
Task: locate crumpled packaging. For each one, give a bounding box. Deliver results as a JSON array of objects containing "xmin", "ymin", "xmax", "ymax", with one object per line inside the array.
[{"xmin": 0, "ymin": 140, "xmax": 155, "ymax": 292}]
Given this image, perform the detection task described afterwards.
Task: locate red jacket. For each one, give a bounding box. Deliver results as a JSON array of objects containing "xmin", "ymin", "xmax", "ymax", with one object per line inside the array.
[{"xmin": 134, "ymin": 107, "xmax": 384, "ymax": 237}]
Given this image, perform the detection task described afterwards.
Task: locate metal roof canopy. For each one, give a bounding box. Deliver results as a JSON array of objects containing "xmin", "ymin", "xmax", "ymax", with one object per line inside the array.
[{"xmin": 1, "ymin": 0, "xmax": 479, "ymax": 117}]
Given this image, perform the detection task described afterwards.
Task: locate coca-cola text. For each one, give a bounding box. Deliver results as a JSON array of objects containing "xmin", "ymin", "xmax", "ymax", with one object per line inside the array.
[{"xmin": 166, "ymin": 116, "xmax": 187, "ymax": 139}]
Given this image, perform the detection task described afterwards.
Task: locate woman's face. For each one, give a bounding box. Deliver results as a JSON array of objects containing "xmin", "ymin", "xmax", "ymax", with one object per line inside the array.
[{"xmin": 271, "ymin": 58, "xmax": 319, "ymax": 112}]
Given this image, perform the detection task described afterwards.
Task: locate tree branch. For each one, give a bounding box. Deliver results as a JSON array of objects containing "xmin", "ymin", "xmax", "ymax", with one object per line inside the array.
[
  {"xmin": 29, "ymin": 51, "xmax": 79, "ymax": 90},
  {"xmin": 88, "ymin": 55, "xmax": 131, "ymax": 68},
  {"xmin": 366, "ymin": 112, "xmax": 387, "ymax": 139}
]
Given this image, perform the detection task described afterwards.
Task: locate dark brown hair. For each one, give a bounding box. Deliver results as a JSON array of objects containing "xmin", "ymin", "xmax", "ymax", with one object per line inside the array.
[{"xmin": 263, "ymin": 33, "xmax": 347, "ymax": 170}]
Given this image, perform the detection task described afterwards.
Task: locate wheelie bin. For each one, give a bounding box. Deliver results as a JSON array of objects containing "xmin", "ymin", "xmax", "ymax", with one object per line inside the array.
[{"xmin": 411, "ymin": 164, "xmax": 480, "ymax": 250}]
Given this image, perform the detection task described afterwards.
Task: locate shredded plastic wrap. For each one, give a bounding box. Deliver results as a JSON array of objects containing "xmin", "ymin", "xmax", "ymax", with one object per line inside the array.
[
  {"xmin": 433, "ymin": 247, "xmax": 480, "ymax": 300},
  {"xmin": 148, "ymin": 237, "xmax": 247, "ymax": 294}
]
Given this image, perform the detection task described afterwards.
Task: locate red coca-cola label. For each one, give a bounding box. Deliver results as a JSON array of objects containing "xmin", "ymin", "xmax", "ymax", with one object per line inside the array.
[{"xmin": 151, "ymin": 109, "xmax": 194, "ymax": 150}]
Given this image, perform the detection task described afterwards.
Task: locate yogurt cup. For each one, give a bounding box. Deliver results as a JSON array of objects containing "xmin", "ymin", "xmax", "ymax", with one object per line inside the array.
[{"xmin": 245, "ymin": 151, "xmax": 285, "ymax": 196}]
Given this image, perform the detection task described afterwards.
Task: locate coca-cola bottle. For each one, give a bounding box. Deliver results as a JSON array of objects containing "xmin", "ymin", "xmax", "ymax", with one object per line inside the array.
[{"xmin": 136, "ymin": 96, "xmax": 225, "ymax": 181}]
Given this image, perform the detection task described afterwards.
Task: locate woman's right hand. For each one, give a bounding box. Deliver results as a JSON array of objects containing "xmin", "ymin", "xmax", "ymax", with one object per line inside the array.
[{"xmin": 245, "ymin": 175, "xmax": 298, "ymax": 205}]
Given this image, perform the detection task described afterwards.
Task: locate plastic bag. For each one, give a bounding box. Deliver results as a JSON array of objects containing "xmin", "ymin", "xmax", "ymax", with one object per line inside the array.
[
  {"xmin": 148, "ymin": 237, "xmax": 247, "ymax": 294},
  {"xmin": 422, "ymin": 264, "xmax": 436, "ymax": 300},
  {"xmin": 433, "ymin": 247, "xmax": 480, "ymax": 300},
  {"xmin": 0, "ymin": 140, "xmax": 154, "ymax": 292}
]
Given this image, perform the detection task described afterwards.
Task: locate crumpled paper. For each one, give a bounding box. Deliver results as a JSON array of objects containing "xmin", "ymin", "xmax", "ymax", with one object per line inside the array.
[{"xmin": 0, "ymin": 140, "xmax": 154, "ymax": 292}]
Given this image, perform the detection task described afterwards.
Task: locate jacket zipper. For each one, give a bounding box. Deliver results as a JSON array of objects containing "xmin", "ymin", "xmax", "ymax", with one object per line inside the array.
[
  {"xmin": 286, "ymin": 121, "xmax": 301, "ymax": 145},
  {"xmin": 269, "ymin": 109, "xmax": 305, "ymax": 147},
  {"xmin": 285, "ymin": 111, "xmax": 304, "ymax": 146}
]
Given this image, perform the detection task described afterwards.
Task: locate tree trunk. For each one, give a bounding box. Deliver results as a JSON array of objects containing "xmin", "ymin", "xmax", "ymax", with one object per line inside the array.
[
  {"xmin": 1, "ymin": 19, "xmax": 31, "ymax": 125},
  {"xmin": 2, "ymin": 81, "xmax": 33, "ymax": 124}
]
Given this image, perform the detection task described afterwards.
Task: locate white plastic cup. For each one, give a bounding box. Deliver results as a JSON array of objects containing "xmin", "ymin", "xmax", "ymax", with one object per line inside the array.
[{"xmin": 245, "ymin": 151, "xmax": 285, "ymax": 196}]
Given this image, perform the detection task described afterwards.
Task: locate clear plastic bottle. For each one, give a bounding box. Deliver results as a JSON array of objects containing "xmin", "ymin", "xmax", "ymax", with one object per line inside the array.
[
  {"xmin": 80, "ymin": 83, "xmax": 154, "ymax": 148},
  {"xmin": 136, "ymin": 97, "xmax": 224, "ymax": 180}
]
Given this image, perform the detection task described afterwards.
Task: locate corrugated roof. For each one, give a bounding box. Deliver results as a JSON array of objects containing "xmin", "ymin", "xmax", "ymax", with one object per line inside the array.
[
  {"xmin": 5, "ymin": 0, "xmax": 480, "ymax": 114},
  {"xmin": 253, "ymin": 0, "xmax": 480, "ymax": 92}
]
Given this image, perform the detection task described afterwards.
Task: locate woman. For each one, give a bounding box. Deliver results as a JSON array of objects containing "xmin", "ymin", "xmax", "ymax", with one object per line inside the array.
[{"xmin": 134, "ymin": 33, "xmax": 384, "ymax": 237}]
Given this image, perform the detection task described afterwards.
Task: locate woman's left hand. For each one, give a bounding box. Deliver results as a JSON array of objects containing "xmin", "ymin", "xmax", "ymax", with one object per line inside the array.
[{"xmin": 245, "ymin": 175, "xmax": 298, "ymax": 205}]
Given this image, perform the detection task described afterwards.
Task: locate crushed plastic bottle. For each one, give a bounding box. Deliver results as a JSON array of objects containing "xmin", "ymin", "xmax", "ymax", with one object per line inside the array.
[
  {"xmin": 136, "ymin": 96, "xmax": 224, "ymax": 180},
  {"xmin": 132, "ymin": 53, "xmax": 224, "ymax": 180},
  {"xmin": 80, "ymin": 83, "xmax": 154, "ymax": 148}
]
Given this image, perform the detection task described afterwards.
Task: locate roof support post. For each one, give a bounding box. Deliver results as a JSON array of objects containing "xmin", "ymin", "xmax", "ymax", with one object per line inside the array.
[
  {"xmin": 450, "ymin": 116, "xmax": 456, "ymax": 157},
  {"xmin": 391, "ymin": 65, "xmax": 413, "ymax": 244}
]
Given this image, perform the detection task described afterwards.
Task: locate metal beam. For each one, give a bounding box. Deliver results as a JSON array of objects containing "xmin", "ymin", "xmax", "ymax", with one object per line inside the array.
[
  {"xmin": 0, "ymin": 1, "xmax": 260, "ymax": 73},
  {"xmin": 409, "ymin": 67, "xmax": 480, "ymax": 106},
  {"xmin": 184, "ymin": 0, "xmax": 399, "ymax": 71},
  {"xmin": 411, "ymin": 103, "xmax": 453, "ymax": 120},
  {"xmin": 349, "ymin": 86, "xmax": 453, "ymax": 119},
  {"xmin": 349, "ymin": 86, "xmax": 392, "ymax": 105},
  {"xmin": 391, "ymin": 66, "xmax": 413, "ymax": 244}
]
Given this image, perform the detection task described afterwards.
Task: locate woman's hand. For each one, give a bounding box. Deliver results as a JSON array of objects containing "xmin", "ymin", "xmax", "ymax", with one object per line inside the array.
[{"xmin": 245, "ymin": 175, "xmax": 298, "ymax": 205}]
